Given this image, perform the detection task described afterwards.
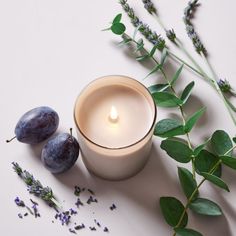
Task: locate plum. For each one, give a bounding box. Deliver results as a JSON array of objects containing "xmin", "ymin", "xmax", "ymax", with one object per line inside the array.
[
  {"xmin": 41, "ymin": 129, "xmax": 79, "ymax": 174},
  {"xmin": 7, "ymin": 106, "xmax": 59, "ymax": 144}
]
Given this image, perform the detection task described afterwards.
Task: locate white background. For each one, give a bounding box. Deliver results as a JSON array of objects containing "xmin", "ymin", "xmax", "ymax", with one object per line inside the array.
[{"xmin": 1, "ymin": 0, "xmax": 236, "ymax": 235}]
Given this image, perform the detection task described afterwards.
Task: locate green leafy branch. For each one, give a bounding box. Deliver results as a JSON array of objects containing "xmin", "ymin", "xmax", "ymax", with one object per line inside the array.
[
  {"xmin": 118, "ymin": 0, "xmax": 236, "ymax": 126},
  {"xmin": 105, "ymin": 13, "xmax": 236, "ymax": 236}
]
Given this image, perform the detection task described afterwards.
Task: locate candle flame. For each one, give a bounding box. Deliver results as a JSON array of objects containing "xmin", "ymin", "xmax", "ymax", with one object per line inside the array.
[{"xmin": 109, "ymin": 106, "xmax": 118, "ymax": 123}]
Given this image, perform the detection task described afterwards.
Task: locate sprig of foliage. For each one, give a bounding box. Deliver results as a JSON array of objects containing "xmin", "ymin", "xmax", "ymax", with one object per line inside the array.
[
  {"xmin": 105, "ymin": 13, "xmax": 236, "ymax": 236},
  {"xmin": 12, "ymin": 162, "xmax": 59, "ymax": 208},
  {"xmin": 183, "ymin": 0, "xmax": 207, "ymax": 55}
]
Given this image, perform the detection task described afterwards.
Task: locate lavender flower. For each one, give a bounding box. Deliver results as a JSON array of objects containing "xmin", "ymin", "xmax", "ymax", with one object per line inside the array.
[
  {"xmin": 119, "ymin": 0, "xmax": 165, "ymax": 50},
  {"xmin": 55, "ymin": 211, "xmax": 71, "ymax": 225},
  {"xmin": 14, "ymin": 197, "xmax": 25, "ymax": 207},
  {"xmin": 183, "ymin": 0, "xmax": 207, "ymax": 55},
  {"xmin": 218, "ymin": 79, "xmax": 231, "ymax": 93},
  {"xmin": 166, "ymin": 29, "xmax": 176, "ymax": 42},
  {"xmin": 12, "ymin": 162, "xmax": 57, "ymax": 207},
  {"xmin": 142, "ymin": 0, "xmax": 156, "ymax": 14}
]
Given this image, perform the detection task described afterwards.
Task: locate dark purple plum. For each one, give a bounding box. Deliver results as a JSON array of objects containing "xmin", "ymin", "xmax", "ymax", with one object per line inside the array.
[
  {"xmin": 7, "ymin": 106, "xmax": 59, "ymax": 144},
  {"xmin": 41, "ymin": 130, "xmax": 79, "ymax": 174}
]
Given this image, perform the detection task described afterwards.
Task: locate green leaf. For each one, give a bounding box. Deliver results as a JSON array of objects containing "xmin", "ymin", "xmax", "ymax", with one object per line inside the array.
[
  {"xmin": 112, "ymin": 13, "xmax": 122, "ymax": 24},
  {"xmin": 175, "ymin": 228, "xmax": 203, "ymax": 236},
  {"xmin": 171, "ymin": 64, "xmax": 184, "ymax": 85},
  {"xmin": 201, "ymin": 172, "xmax": 230, "ymax": 192},
  {"xmin": 161, "ymin": 139, "xmax": 193, "ymax": 163},
  {"xmin": 178, "ymin": 167, "xmax": 198, "ymax": 199},
  {"xmin": 211, "ymin": 130, "xmax": 233, "ymax": 156},
  {"xmin": 133, "ymin": 25, "xmax": 141, "ymax": 40},
  {"xmin": 160, "ymin": 197, "xmax": 188, "ymax": 228},
  {"xmin": 195, "ymin": 150, "xmax": 221, "ymax": 177},
  {"xmin": 154, "ymin": 119, "xmax": 185, "ymax": 138},
  {"xmin": 144, "ymin": 64, "xmax": 162, "ymax": 79},
  {"xmin": 134, "ymin": 38, "xmax": 144, "ymax": 52},
  {"xmin": 189, "ymin": 198, "xmax": 222, "ymax": 216},
  {"xmin": 160, "ymin": 48, "xmax": 168, "ymax": 65},
  {"xmin": 233, "ymin": 137, "xmax": 236, "ymax": 143},
  {"xmin": 149, "ymin": 43, "xmax": 159, "ymax": 57},
  {"xmin": 117, "ymin": 38, "xmax": 132, "ymax": 46},
  {"xmin": 136, "ymin": 54, "xmax": 149, "ymax": 61},
  {"xmin": 148, "ymin": 84, "xmax": 170, "ymax": 93},
  {"xmin": 111, "ymin": 23, "xmax": 126, "ymax": 35},
  {"xmin": 181, "ymin": 81, "xmax": 195, "ymax": 104},
  {"xmin": 152, "ymin": 92, "xmax": 183, "ymax": 108},
  {"xmin": 193, "ymin": 138, "xmax": 210, "ymax": 156},
  {"xmin": 184, "ymin": 107, "xmax": 206, "ymax": 133},
  {"xmin": 220, "ymin": 156, "xmax": 236, "ymax": 170}
]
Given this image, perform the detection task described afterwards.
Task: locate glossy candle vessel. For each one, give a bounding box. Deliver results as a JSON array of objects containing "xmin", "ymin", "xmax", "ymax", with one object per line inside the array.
[{"xmin": 74, "ymin": 75, "xmax": 157, "ymax": 180}]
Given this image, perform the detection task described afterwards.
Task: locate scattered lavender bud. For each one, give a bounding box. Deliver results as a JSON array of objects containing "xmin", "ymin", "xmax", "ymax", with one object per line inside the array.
[
  {"xmin": 24, "ymin": 213, "xmax": 28, "ymax": 217},
  {"xmin": 70, "ymin": 208, "xmax": 78, "ymax": 215},
  {"xmin": 87, "ymin": 196, "xmax": 98, "ymax": 204},
  {"xmin": 104, "ymin": 227, "xmax": 109, "ymax": 232},
  {"xmin": 74, "ymin": 224, "xmax": 85, "ymax": 230},
  {"xmin": 110, "ymin": 204, "xmax": 117, "ymax": 210},
  {"xmin": 14, "ymin": 197, "xmax": 25, "ymax": 207},
  {"xmin": 74, "ymin": 186, "xmax": 81, "ymax": 196},
  {"xmin": 87, "ymin": 189, "xmax": 95, "ymax": 195},
  {"xmin": 18, "ymin": 213, "xmax": 23, "ymax": 219},
  {"xmin": 94, "ymin": 219, "xmax": 101, "ymax": 227},
  {"xmin": 69, "ymin": 228, "xmax": 77, "ymax": 234},
  {"xmin": 89, "ymin": 226, "xmax": 96, "ymax": 231},
  {"xmin": 75, "ymin": 198, "xmax": 84, "ymax": 207},
  {"xmin": 55, "ymin": 211, "xmax": 71, "ymax": 225}
]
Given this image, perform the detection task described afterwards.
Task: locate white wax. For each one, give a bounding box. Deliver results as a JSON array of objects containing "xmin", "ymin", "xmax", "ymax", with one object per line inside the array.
[{"xmin": 78, "ymin": 85, "xmax": 153, "ymax": 148}]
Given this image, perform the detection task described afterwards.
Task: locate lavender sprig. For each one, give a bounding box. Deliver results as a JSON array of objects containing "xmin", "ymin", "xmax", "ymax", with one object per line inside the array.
[
  {"xmin": 12, "ymin": 162, "xmax": 58, "ymax": 208},
  {"xmin": 142, "ymin": 0, "xmax": 156, "ymax": 14},
  {"xmin": 183, "ymin": 0, "xmax": 207, "ymax": 55},
  {"xmin": 119, "ymin": 0, "xmax": 165, "ymax": 50}
]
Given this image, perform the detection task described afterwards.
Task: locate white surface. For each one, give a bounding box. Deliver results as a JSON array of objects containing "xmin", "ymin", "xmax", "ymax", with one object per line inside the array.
[{"xmin": 0, "ymin": 0, "xmax": 236, "ymax": 236}]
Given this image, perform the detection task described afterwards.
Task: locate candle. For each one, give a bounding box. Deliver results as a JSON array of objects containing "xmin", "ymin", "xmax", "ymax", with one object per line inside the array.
[{"xmin": 74, "ymin": 75, "xmax": 156, "ymax": 180}]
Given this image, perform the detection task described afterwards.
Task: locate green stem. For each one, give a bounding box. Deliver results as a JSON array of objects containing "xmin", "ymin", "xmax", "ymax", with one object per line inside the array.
[
  {"xmin": 123, "ymin": 33, "xmax": 196, "ymax": 179},
  {"xmin": 172, "ymin": 145, "xmax": 236, "ymax": 235},
  {"xmin": 201, "ymin": 53, "xmax": 236, "ymax": 125}
]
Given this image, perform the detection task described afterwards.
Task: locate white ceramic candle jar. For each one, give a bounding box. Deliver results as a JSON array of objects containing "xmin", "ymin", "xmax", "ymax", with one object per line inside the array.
[{"xmin": 74, "ymin": 75, "xmax": 156, "ymax": 180}]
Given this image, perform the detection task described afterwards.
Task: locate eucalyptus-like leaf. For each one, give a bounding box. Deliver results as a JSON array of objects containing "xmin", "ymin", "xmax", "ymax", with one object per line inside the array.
[
  {"xmin": 148, "ymin": 84, "xmax": 170, "ymax": 93},
  {"xmin": 160, "ymin": 197, "xmax": 188, "ymax": 228},
  {"xmin": 220, "ymin": 156, "xmax": 236, "ymax": 170},
  {"xmin": 144, "ymin": 64, "xmax": 162, "ymax": 79},
  {"xmin": 175, "ymin": 228, "xmax": 203, "ymax": 236},
  {"xmin": 189, "ymin": 198, "xmax": 222, "ymax": 216},
  {"xmin": 152, "ymin": 92, "xmax": 183, "ymax": 108},
  {"xmin": 178, "ymin": 167, "xmax": 198, "ymax": 199},
  {"xmin": 112, "ymin": 13, "xmax": 122, "ymax": 24},
  {"xmin": 201, "ymin": 172, "xmax": 230, "ymax": 192},
  {"xmin": 195, "ymin": 150, "xmax": 221, "ymax": 177},
  {"xmin": 211, "ymin": 130, "xmax": 233, "ymax": 156},
  {"xmin": 193, "ymin": 138, "xmax": 210, "ymax": 157},
  {"xmin": 160, "ymin": 48, "xmax": 168, "ymax": 65},
  {"xmin": 184, "ymin": 107, "xmax": 206, "ymax": 133},
  {"xmin": 181, "ymin": 81, "xmax": 195, "ymax": 104},
  {"xmin": 111, "ymin": 23, "xmax": 126, "ymax": 35},
  {"xmin": 154, "ymin": 119, "xmax": 185, "ymax": 138},
  {"xmin": 171, "ymin": 64, "xmax": 184, "ymax": 85},
  {"xmin": 161, "ymin": 139, "xmax": 193, "ymax": 163}
]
